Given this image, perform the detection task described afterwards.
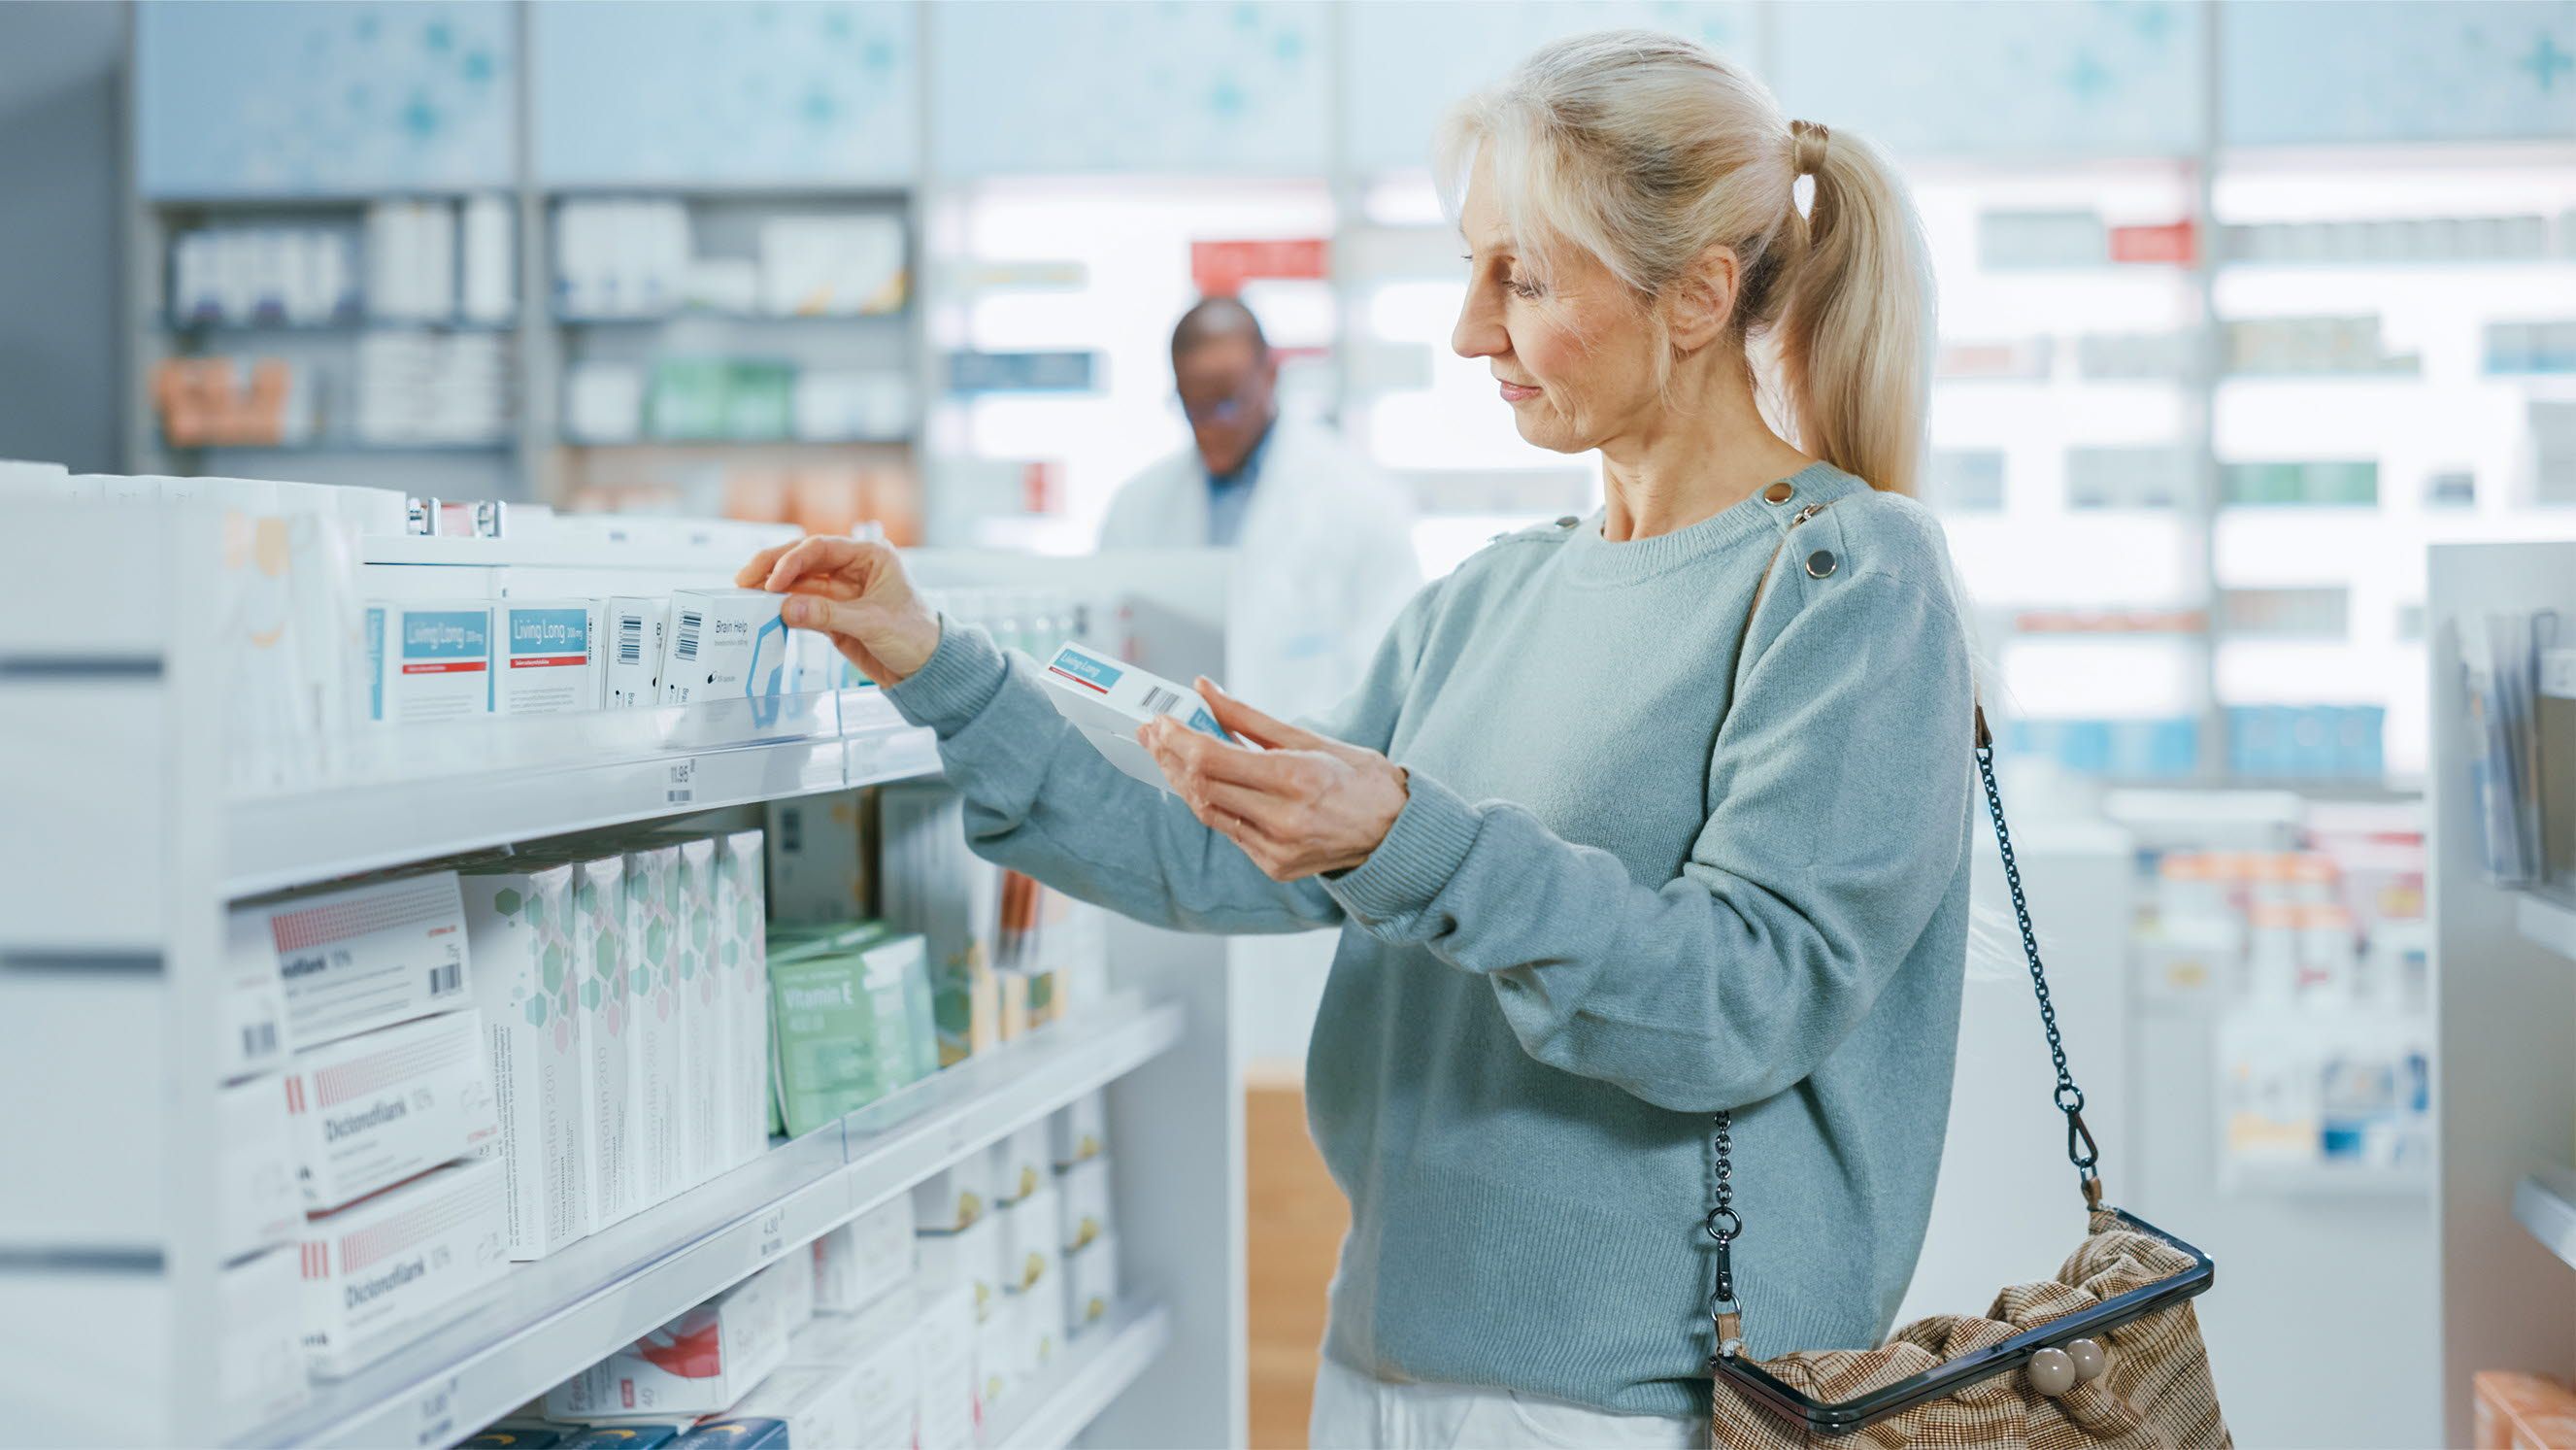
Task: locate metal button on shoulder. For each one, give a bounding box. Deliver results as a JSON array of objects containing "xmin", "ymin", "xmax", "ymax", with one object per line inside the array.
[
  {"xmin": 1761, "ymin": 481, "xmax": 1794, "ymax": 505},
  {"xmin": 1556, "ymin": 516, "xmax": 1579, "ymax": 528},
  {"xmin": 1804, "ymin": 549, "xmax": 1838, "ymax": 579}
]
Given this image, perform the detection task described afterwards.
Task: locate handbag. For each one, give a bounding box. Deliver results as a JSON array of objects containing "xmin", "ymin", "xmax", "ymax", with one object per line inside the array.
[{"xmin": 1703, "ymin": 502, "xmax": 2230, "ymax": 1449}]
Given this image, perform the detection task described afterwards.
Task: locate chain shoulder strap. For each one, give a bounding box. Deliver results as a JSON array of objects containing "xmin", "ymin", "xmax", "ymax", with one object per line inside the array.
[{"xmin": 1706, "ymin": 707, "xmax": 2103, "ymax": 1346}]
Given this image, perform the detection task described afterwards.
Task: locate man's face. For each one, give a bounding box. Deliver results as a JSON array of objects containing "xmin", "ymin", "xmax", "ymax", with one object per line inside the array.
[{"xmin": 1175, "ymin": 335, "xmax": 1276, "ymax": 478}]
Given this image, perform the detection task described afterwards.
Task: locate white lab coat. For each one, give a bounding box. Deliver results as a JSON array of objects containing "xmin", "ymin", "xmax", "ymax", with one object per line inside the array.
[{"xmin": 1099, "ymin": 415, "xmax": 1421, "ymax": 725}]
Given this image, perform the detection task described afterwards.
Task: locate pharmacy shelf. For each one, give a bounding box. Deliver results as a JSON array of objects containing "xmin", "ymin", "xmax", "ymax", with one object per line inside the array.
[
  {"xmin": 555, "ymin": 310, "xmax": 910, "ymax": 326},
  {"xmin": 2514, "ymin": 892, "xmax": 2576, "ymax": 961},
  {"xmin": 241, "ymin": 996, "xmax": 1186, "ymax": 1450},
  {"xmin": 2222, "ymin": 1163, "xmax": 2432, "ymax": 1197},
  {"xmin": 162, "ymin": 317, "xmax": 519, "ymax": 334},
  {"xmin": 224, "ymin": 689, "xmax": 937, "ymax": 897},
  {"xmin": 985, "ymin": 1302, "xmax": 1174, "ymax": 1450},
  {"xmin": 2513, "ymin": 1165, "xmax": 2576, "ymax": 1275}
]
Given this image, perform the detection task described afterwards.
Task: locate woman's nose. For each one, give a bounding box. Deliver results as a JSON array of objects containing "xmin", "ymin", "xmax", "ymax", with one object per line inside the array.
[{"xmin": 1452, "ymin": 286, "xmax": 1505, "ymax": 360}]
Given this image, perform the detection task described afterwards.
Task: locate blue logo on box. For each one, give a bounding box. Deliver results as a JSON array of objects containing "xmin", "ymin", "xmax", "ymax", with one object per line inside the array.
[
  {"xmin": 403, "ymin": 610, "xmax": 489, "ymax": 659},
  {"xmin": 1050, "ymin": 649, "xmax": 1122, "ymax": 691},
  {"xmin": 508, "ymin": 608, "xmax": 589, "ymax": 654}
]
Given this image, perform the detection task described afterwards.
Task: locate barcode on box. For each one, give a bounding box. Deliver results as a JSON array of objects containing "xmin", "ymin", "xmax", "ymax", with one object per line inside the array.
[
  {"xmin": 619, "ymin": 616, "xmax": 643, "ymax": 665},
  {"xmin": 675, "ymin": 611, "xmax": 704, "ymax": 661},
  {"xmin": 1140, "ymin": 686, "xmax": 1182, "ymax": 715},
  {"xmin": 241, "ymin": 1023, "xmax": 276, "ymax": 1059},
  {"xmin": 428, "ymin": 962, "xmax": 461, "ymax": 996}
]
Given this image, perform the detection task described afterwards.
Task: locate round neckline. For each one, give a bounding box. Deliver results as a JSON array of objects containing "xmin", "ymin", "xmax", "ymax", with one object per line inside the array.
[{"xmin": 1559, "ymin": 460, "xmax": 1856, "ymax": 587}]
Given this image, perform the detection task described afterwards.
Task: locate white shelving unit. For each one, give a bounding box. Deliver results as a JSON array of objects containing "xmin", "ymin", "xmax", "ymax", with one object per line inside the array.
[
  {"xmin": 0, "ymin": 498, "xmax": 1245, "ymax": 1450},
  {"xmin": 2516, "ymin": 891, "xmax": 2576, "ymax": 961},
  {"xmin": 2513, "ymin": 1166, "xmax": 2576, "ymax": 1277},
  {"xmin": 2426, "ymin": 540, "xmax": 2576, "ymax": 1447}
]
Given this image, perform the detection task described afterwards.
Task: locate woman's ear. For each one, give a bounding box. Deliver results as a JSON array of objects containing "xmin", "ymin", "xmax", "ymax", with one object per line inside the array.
[{"xmin": 1667, "ymin": 244, "xmax": 1741, "ymax": 354}]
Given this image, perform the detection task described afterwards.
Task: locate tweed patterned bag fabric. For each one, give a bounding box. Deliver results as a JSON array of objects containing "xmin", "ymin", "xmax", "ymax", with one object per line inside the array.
[{"xmin": 1707, "ymin": 1210, "xmax": 2230, "ymax": 1450}]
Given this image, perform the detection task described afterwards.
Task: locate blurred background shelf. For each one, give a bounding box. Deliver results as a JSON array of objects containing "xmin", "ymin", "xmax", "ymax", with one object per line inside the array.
[
  {"xmin": 2517, "ymin": 893, "xmax": 2576, "ymax": 961},
  {"xmin": 2513, "ymin": 1166, "xmax": 2576, "ymax": 1276}
]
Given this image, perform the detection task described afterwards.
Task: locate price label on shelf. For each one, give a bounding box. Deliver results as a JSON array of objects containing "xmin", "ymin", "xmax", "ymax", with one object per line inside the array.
[
  {"xmin": 411, "ymin": 1375, "xmax": 462, "ymax": 1447},
  {"xmin": 665, "ymin": 757, "xmax": 697, "ymax": 806},
  {"xmin": 754, "ymin": 1206, "xmax": 786, "ymax": 1265}
]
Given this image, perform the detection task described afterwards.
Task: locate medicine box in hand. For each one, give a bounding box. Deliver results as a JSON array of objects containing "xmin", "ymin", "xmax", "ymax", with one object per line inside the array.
[
  {"xmin": 659, "ymin": 589, "xmax": 794, "ymax": 706},
  {"xmin": 1036, "ymin": 641, "xmax": 1236, "ymax": 789}
]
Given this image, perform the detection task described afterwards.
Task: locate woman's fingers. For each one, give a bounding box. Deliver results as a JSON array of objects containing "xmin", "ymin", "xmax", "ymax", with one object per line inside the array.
[
  {"xmin": 1152, "ymin": 720, "xmax": 1313, "ymax": 793},
  {"xmin": 1196, "ymin": 677, "xmax": 1323, "ymax": 751},
  {"xmin": 734, "ymin": 542, "xmax": 794, "ymax": 589},
  {"xmin": 764, "ymin": 535, "xmax": 884, "ymax": 593}
]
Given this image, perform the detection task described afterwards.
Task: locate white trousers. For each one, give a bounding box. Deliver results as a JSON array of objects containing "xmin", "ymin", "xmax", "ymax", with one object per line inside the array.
[{"xmin": 1308, "ymin": 1357, "xmax": 1704, "ymax": 1450}]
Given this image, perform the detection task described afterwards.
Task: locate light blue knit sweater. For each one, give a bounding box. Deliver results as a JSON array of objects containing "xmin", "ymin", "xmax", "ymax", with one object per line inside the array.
[{"xmin": 885, "ymin": 460, "xmax": 1976, "ymax": 1421}]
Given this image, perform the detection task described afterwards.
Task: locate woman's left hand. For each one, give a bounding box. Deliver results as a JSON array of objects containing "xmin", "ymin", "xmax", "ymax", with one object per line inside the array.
[{"xmin": 1142, "ymin": 680, "xmax": 1409, "ymax": 882}]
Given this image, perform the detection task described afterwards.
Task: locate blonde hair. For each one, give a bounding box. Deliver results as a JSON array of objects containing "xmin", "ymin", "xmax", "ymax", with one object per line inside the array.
[{"xmin": 1435, "ymin": 30, "xmax": 1935, "ymax": 496}]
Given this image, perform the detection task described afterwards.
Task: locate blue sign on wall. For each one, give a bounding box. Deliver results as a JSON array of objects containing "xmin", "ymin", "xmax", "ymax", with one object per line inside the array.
[
  {"xmin": 947, "ymin": 351, "xmax": 1100, "ymax": 395},
  {"xmin": 136, "ymin": 1, "xmax": 517, "ymax": 197},
  {"xmin": 1771, "ymin": 0, "xmax": 2205, "ymax": 160},
  {"xmin": 931, "ymin": 1, "xmax": 1332, "ymax": 176},
  {"xmin": 1340, "ymin": 2, "xmax": 1752, "ymax": 177},
  {"xmin": 2222, "ymin": 0, "xmax": 2576, "ymax": 146},
  {"xmin": 532, "ymin": 2, "xmax": 920, "ymax": 187}
]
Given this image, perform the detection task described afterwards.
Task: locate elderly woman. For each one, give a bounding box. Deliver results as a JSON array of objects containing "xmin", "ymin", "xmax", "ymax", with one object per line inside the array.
[{"xmin": 741, "ymin": 30, "xmax": 1972, "ymax": 1450}]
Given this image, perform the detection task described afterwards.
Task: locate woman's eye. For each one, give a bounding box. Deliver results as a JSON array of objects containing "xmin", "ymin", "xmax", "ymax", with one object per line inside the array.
[{"xmin": 1507, "ymin": 277, "xmax": 1542, "ymax": 300}]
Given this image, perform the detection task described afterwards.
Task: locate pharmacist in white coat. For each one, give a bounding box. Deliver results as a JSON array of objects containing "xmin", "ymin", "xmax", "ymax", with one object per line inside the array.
[{"xmin": 1099, "ymin": 296, "xmax": 1421, "ymax": 726}]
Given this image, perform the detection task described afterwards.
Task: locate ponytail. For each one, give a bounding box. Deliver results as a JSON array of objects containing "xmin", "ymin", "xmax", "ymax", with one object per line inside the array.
[{"xmin": 1774, "ymin": 123, "xmax": 1936, "ymax": 497}]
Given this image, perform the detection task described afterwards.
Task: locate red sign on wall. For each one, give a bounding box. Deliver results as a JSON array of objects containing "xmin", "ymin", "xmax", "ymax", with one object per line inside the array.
[
  {"xmin": 2108, "ymin": 220, "xmax": 2196, "ymax": 266},
  {"xmin": 1190, "ymin": 238, "xmax": 1330, "ymax": 296}
]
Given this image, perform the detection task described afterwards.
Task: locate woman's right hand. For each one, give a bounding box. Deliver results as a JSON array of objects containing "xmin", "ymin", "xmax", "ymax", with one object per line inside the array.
[{"xmin": 735, "ymin": 536, "xmax": 942, "ymax": 686}]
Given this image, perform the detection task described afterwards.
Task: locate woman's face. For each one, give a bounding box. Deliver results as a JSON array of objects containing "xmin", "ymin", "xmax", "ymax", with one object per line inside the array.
[{"xmin": 1451, "ymin": 163, "xmax": 1665, "ymax": 456}]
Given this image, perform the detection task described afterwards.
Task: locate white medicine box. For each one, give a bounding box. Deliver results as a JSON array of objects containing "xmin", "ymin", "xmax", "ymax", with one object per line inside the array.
[
  {"xmin": 912, "ymin": 1282, "xmax": 978, "ymax": 1450},
  {"xmin": 814, "ymin": 1193, "xmax": 916, "ymax": 1314},
  {"xmin": 913, "ymin": 1152, "xmax": 996, "ymax": 1233},
  {"xmin": 1049, "ymin": 1092, "xmax": 1107, "ymax": 1166},
  {"xmin": 1036, "ymin": 640, "xmax": 1235, "ymax": 789},
  {"xmin": 990, "ymin": 1119, "xmax": 1049, "ymax": 1205},
  {"xmin": 764, "ymin": 792, "xmax": 872, "ymax": 927},
  {"xmin": 217, "ymin": 1074, "xmax": 300, "ymax": 1263},
  {"xmin": 660, "ymin": 588, "xmax": 795, "ymax": 706},
  {"xmin": 297, "ymin": 1157, "xmax": 509, "ymax": 1376},
  {"xmin": 546, "ymin": 1254, "xmax": 804, "ymax": 1417},
  {"xmin": 1058, "ymin": 1155, "xmax": 1111, "ymax": 1253},
  {"xmin": 917, "ymin": 1212, "xmax": 1005, "ymax": 1323},
  {"xmin": 459, "ymin": 862, "xmax": 592, "ymax": 1258},
  {"xmin": 997, "ymin": 1182, "xmax": 1062, "ymax": 1298},
  {"xmin": 603, "ymin": 596, "xmax": 670, "ymax": 709},
  {"xmin": 1064, "ymin": 1231, "xmax": 1120, "ymax": 1335},
  {"xmin": 493, "ymin": 599, "xmax": 604, "ymax": 716},
  {"xmin": 283, "ymin": 1007, "xmax": 499, "ymax": 1211},
  {"xmin": 235, "ymin": 869, "xmax": 473, "ymax": 1053},
  {"xmin": 365, "ymin": 601, "xmax": 492, "ymax": 724}
]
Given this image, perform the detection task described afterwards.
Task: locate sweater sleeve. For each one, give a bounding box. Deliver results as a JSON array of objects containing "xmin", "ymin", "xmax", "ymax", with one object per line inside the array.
[
  {"xmin": 1317, "ymin": 568, "xmax": 1974, "ymax": 1113},
  {"xmin": 879, "ymin": 579, "xmax": 1441, "ymax": 936}
]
